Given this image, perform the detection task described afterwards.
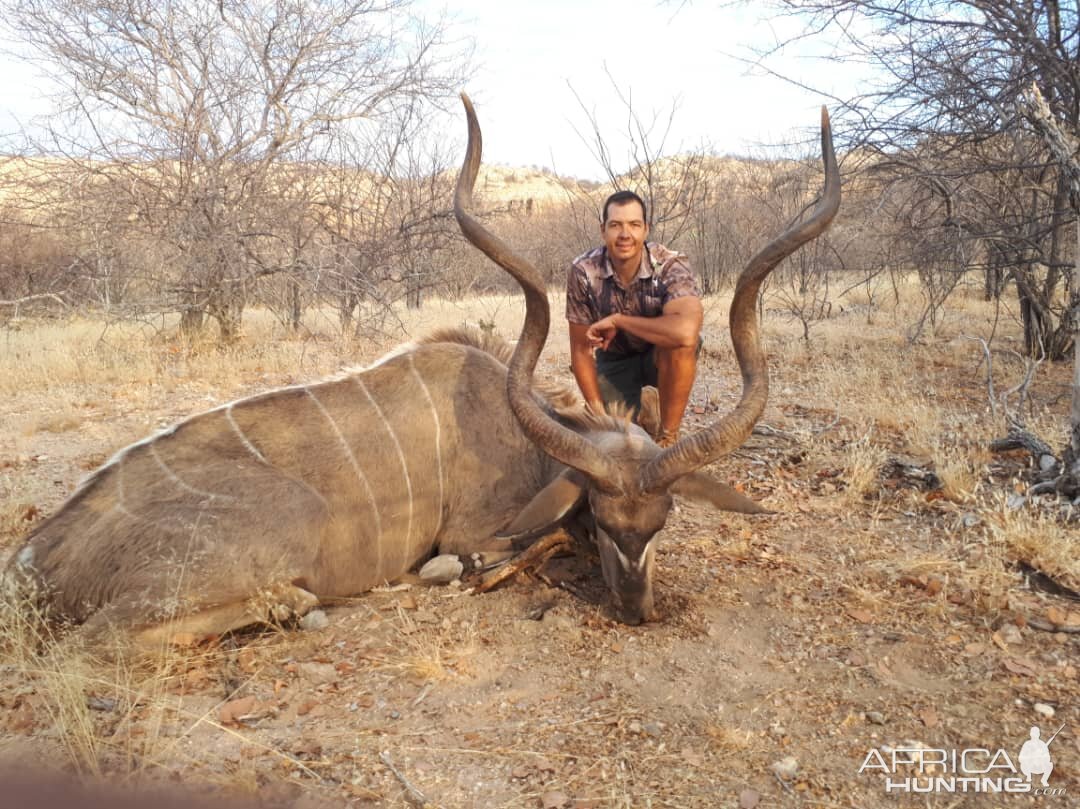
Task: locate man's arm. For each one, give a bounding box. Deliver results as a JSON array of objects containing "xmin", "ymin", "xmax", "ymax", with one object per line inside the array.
[
  {"xmin": 585, "ymin": 296, "xmax": 703, "ymax": 351},
  {"xmin": 569, "ymin": 322, "xmax": 606, "ymax": 414}
]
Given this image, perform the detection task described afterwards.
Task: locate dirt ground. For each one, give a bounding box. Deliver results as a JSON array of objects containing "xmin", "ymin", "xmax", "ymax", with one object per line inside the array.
[{"xmin": 0, "ymin": 305, "xmax": 1077, "ymax": 808}]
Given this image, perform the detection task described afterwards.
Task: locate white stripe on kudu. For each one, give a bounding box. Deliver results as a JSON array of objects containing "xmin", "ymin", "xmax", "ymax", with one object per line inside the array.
[
  {"xmin": 226, "ymin": 405, "xmax": 270, "ymax": 465},
  {"xmin": 408, "ymin": 354, "xmax": 444, "ymax": 534},
  {"xmin": 353, "ymin": 376, "xmax": 414, "ymax": 554},
  {"xmin": 304, "ymin": 387, "xmax": 384, "ymax": 569},
  {"xmin": 149, "ymin": 443, "xmax": 225, "ymax": 501},
  {"xmin": 112, "ymin": 457, "xmax": 137, "ymax": 519}
]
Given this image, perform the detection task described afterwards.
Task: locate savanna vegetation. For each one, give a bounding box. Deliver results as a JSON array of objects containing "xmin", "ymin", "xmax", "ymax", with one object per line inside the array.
[{"xmin": 0, "ymin": 1, "xmax": 1078, "ymax": 807}]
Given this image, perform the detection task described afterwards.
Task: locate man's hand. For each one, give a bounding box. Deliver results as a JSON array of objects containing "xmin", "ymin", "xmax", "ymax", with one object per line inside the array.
[{"xmin": 586, "ymin": 314, "xmax": 620, "ymax": 350}]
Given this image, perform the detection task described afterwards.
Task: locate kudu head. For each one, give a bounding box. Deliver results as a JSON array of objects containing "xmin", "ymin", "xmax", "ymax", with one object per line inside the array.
[{"xmin": 454, "ymin": 95, "xmax": 840, "ymax": 624}]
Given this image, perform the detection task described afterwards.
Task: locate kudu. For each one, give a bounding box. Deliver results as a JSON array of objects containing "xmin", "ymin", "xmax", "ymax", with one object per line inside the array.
[
  {"xmin": 2, "ymin": 98, "xmax": 837, "ymax": 644},
  {"xmin": 453, "ymin": 94, "xmax": 840, "ymax": 623}
]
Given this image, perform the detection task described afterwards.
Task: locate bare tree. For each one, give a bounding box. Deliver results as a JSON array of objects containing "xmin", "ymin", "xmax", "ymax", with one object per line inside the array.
[
  {"xmin": 3, "ymin": 0, "xmax": 468, "ymax": 342},
  {"xmin": 758, "ymin": 0, "xmax": 1079, "ymax": 359}
]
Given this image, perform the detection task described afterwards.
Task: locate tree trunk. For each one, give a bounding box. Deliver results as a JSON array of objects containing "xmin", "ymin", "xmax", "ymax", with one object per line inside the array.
[
  {"xmin": 338, "ymin": 291, "xmax": 358, "ymax": 336},
  {"xmin": 407, "ymin": 275, "xmax": 422, "ymax": 310},
  {"xmin": 1066, "ymin": 215, "xmax": 1080, "ymax": 491},
  {"xmin": 208, "ymin": 290, "xmax": 244, "ymax": 345},
  {"xmin": 179, "ymin": 306, "xmax": 204, "ymax": 339},
  {"xmin": 288, "ymin": 278, "xmax": 302, "ymax": 332}
]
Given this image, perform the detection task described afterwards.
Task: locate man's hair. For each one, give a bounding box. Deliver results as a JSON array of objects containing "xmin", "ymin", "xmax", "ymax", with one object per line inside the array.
[{"xmin": 601, "ymin": 190, "xmax": 647, "ymax": 226}]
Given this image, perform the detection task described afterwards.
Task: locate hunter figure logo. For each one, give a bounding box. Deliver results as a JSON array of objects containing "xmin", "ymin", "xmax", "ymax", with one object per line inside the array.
[
  {"xmin": 859, "ymin": 722, "xmax": 1067, "ymax": 796},
  {"xmin": 1019, "ymin": 725, "xmax": 1061, "ymax": 788}
]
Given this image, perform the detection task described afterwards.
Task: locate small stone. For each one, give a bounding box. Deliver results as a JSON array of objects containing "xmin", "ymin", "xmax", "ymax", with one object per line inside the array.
[
  {"xmin": 298, "ymin": 610, "xmax": 329, "ymax": 631},
  {"xmin": 771, "ymin": 756, "xmax": 799, "ymax": 781},
  {"xmin": 739, "ymin": 789, "xmax": 760, "ymax": 809},
  {"xmin": 1006, "ymin": 493, "xmax": 1027, "ymax": 510},
  {"xmin": 297, "ymin": 661, "xmax": 339, "ymax": 685},
  {"xmin": 1038, "ymin": 454, "xmax": 1059, "ymax": 473},
  {"xmin": 1034, "ymin": 703, "xmax": 1055, "ymax": 719},
  {"xmin": 642, "ymin": 722, "xmax": 663, "ymax": 737},
  {"xmin": 961, "ymin": 513, "xmax": 979, "ymax": 528},
  {"xmin": 627, "ymin": 720, "xmax": 643, "ymax": 734},
  {"xmin": 997, "ymin": 623, "xmax": 1023, "ymax": 645},
  {"xmin": 418, "ymin": 554, "xmax": 464, "ymax": 584},
  {"xmin": 540, "ymin": 791, "xmax": 571, "ymax": 809},
  {"xmin": 866, "ymin": 711, "xmax": 886, "ymax": 725}
]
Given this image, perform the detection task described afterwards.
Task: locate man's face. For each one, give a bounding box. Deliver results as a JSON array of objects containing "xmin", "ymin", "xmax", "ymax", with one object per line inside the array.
[{"xmin": 602, "ymin": 200, "xmax": 649, "ymax": 267}]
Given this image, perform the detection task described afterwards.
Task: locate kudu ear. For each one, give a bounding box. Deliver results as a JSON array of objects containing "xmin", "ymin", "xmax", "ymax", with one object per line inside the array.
[
  {"xmin": 496, "ymin": 469, "xmax": 588, "ymax": 541},
  {"xmin": 671, "ymin": 471, "xmax": 773, "ymax": 515}
]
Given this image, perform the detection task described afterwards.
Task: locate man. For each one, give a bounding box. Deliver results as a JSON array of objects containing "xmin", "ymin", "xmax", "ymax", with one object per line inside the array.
[{"xmin": 566, "ymin": 190, "xmax": 703, "ymax": 447}]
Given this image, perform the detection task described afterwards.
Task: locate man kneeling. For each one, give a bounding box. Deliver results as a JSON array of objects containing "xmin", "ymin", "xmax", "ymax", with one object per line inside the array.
[{"xmin": 566, "ymin": 190, "xmax": 703, "ymax": 447}]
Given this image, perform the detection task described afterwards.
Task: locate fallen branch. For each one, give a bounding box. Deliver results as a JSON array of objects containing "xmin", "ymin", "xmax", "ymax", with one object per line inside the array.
[
  {"xmin": 990, "ymin": 427, "xmax": 1057, "ymax": 459},
  {"xmin": 379, "ymin": 750, "xmax": 431, "ymax": 808},
  {"xmin": 1027, "ymin": 618, "xmax": 1080, "ymax": 634},
  {"xmin": 0, "ymin": 292, "xmax": 70, "ymax": 317}
]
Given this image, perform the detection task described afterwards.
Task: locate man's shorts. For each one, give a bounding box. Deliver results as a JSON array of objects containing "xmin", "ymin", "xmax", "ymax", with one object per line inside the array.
[
  {"xmin": 594, "ymin": 335, "xmax": 705, "ymax": 415},
  {"xmin": 595, "ymin": 347, "xmax": 658, "ymax": 414}
]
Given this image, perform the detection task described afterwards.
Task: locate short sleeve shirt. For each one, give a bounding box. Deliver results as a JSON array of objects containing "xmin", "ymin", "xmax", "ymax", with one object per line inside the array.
[{"xmin": 565, "ymin": 242, "xmax": 699, "ymax": 356}]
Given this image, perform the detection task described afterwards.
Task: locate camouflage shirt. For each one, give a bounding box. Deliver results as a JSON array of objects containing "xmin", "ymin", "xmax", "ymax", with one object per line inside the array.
[{"xmin": 565, "ymin": 242, "xmax": 700, "ymax": 356}]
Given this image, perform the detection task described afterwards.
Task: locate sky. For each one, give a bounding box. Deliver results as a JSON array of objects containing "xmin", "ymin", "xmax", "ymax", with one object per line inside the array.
[
  {"xmin": 427, "ymin": 0, "xmax": 862, "ymax": 178},
  {"xmin": 0, "ymin": 1, "xmax": 865, "ymax": 181}
]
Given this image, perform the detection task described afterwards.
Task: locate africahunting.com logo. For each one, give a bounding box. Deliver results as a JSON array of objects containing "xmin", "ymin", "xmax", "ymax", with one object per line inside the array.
[{"xmin": 859, "ymin": 724, "xmax": 1067, "ymax": 796}]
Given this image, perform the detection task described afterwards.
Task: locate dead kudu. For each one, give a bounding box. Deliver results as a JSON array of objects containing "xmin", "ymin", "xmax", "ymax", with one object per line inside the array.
[
  {"xmin": 453, "ymin": 94, "xmax": 840, "ymax": 624},
  {"xmin": 2, "ymin": 100, "xmax": 838, "ymax": 645}
]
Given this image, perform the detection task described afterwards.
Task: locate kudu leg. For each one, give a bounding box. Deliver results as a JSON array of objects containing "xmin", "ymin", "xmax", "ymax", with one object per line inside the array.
[{"xmin": 473, "ymin": 529, "xmax": 574, "ymax": 593}]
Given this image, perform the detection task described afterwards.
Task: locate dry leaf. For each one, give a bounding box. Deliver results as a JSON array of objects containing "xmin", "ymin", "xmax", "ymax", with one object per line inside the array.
[
  {"xmin": 168, "ymin": 632, "xmax": 199, "ymax": 648},
  {"xmin": 1047, "ymin": 606, "xmax": 1068, "ymax": 626},
  {"xmin": 991, "ymin": 632, "xmax": 1009, "ymax": 652},
  {"xmin": 680, "ymin": 748, "xmax": 705, "ymax": 768},
  {"xmin": 963, "ymin": 642, "xmax": 987, "ymax": 656},
  {"xmin": 847, "ymin": 609, "xmax": 874, "ymax": 624},
  {"xmin": 1003, "ymin": 657, "xmax": 1038, "ymax": 677},
  {"xmin": 919, "ymin": 707, "xmax": 939, "ymax": 728},
  {"xmin": 219, "ymin": 696, "xmax": 260, "ymax": 725},
  {"xmin": 292, "ymin": 739, "xmax": 323, "ymax": 758},
  {"xmin": 237, "ymin": 648, "xmax": 258, "ymax": 673},
  {"xmin": 925, "ymin": 577, "xmax": 943, "ymax": 596}
]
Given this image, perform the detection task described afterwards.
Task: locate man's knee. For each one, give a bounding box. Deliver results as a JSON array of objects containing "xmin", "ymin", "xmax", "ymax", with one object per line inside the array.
[{"xmin": 655, "ymin": 342, "xmax": 699, "ymax": 374}]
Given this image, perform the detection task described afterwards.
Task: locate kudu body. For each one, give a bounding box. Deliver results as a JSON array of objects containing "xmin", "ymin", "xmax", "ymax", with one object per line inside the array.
[
  {"xmin": 454, "ymin": 95, "xmax": 840, "ymax": 623},
  {"xmin": 4, "ymin": 334, "xmax": 571, "ymax": 644},
  {"xmin": 4, "ymin": 97, "xmax": 838, "ymax": 641}
]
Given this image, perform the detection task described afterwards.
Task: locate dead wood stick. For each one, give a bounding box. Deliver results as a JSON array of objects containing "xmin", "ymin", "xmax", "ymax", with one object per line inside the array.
[
  {"xmin": 1027, "ymin": 618, "xmax": 1080, "ymax": 634},
  {"xmin": 474, "ymin": 529, "xmax": 573, "ymax": 593},
  {"xmin": 379, "ymin": 750, "xmax": 431, "ymax": 807}
]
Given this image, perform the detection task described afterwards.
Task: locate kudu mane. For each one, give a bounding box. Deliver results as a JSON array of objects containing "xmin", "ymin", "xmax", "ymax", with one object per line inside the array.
[{"xmin": 419, "ymin": 326, "xmax": 637, "ymax": 435}]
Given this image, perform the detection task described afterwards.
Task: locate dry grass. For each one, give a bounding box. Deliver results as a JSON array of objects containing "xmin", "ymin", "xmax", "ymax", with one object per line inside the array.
[
  {"xmin": 985, "ymin": 495, "xmax": 1080, "ymax": 590},
  {"xmin": 0, "ymin": 275, "xmax": 1076, "ymax": 801},
  {"xmin": 839, "ymin": 434, "xmax": 889, "ymax": 504}
]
